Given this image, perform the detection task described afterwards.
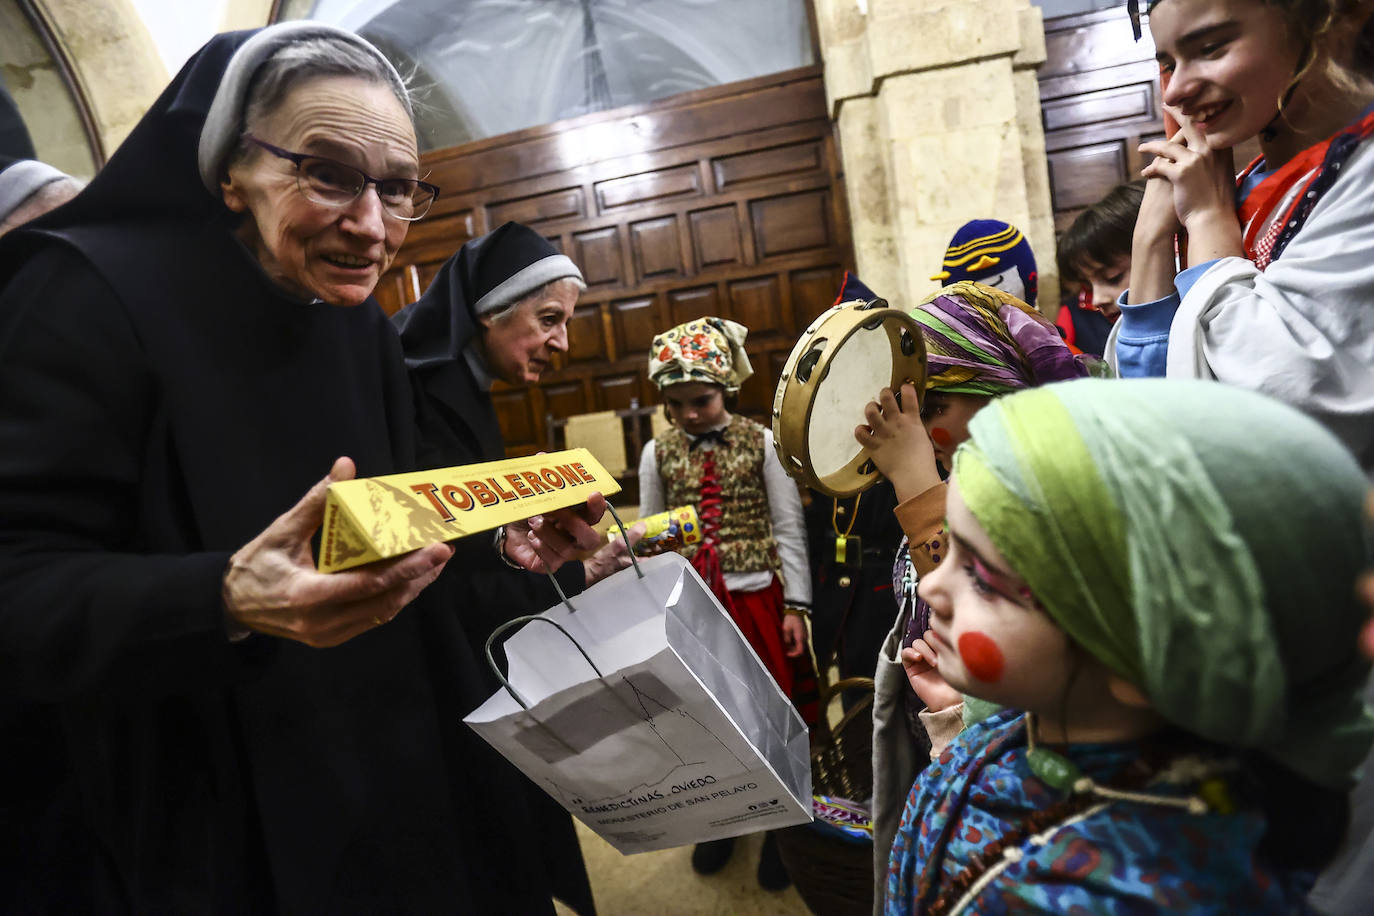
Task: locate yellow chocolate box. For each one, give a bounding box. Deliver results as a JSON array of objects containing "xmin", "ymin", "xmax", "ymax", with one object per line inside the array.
[{"xmin": 318, "ymin": 448, "xmax": 621, "ymax": 572}]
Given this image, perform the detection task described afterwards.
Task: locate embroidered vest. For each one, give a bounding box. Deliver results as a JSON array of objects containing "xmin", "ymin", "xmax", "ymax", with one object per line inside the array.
[{"xmin": 656, "ymin": 415, "xmax": 779, "ymax": 574}]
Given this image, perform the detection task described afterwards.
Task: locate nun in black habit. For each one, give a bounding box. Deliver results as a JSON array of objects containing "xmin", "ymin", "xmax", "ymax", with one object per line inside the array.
[
  {"xmin": 0, "ymin": 23, "xmax": 599, "ymax": 914},
  {"xmin": 395, "ymin": 222, "xmax": 644, "ymax": 916}
]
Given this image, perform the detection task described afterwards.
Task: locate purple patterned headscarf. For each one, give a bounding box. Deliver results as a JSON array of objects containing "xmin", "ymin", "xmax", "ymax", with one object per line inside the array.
[
  {"xmin": 891, "ymin": 283, "xmax": 1106, "ymax": 733},
  {"xmin": 913, "ymin": 281, "xmax": 1106, "ymax": 395}
]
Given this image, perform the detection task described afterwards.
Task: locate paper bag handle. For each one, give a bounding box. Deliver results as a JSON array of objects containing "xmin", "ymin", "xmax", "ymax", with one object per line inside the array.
[
  {"xmin": 541, "ymin": 502, "xmax": 644, "ymax": 615},
  {"xmin": 605, "ymin": 502, "xmax": 643, "ymax": 579},
  {"xmin": 484, "ymin": 615, "xmax": 605, "ymax": 710}
]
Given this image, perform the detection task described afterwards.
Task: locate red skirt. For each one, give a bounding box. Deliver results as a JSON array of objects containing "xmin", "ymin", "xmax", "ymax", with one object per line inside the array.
[{"xmin": 726, "ymin": 577, "xmax": 792, "ymax": 695}]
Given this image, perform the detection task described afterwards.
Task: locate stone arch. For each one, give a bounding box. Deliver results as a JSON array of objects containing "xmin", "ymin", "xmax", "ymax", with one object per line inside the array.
[{"xmin": 6, "ymin": 0, "xmax": 273, "ymax": 173}]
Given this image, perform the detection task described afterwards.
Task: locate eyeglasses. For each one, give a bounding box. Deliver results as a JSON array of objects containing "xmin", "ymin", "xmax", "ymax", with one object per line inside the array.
[{"xmin": 244, "ymin": 135, "xmax": 440, "ymax": 221}]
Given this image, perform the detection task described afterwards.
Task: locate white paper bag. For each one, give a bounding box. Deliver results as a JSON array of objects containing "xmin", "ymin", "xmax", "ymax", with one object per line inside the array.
[{"xmin": 464, "ymin": 551, "xmax": 812, "ymax": 854}]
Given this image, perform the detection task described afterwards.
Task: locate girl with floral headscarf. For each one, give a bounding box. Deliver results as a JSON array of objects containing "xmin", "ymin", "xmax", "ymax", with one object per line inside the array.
[
  {"xmin": 637, "ymin": 315, "xmax": 812, "ymax": 888},
  {"xmin": 862, "ymin": 281, "xmax": 1106, "ymax": 910},
  {"xmin": 884, "ymin": 378, "xmax": 1372, "ymax": 913}
]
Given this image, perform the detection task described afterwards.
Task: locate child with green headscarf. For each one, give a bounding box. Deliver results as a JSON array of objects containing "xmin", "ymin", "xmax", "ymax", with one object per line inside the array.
[{"xmin": 883, "ymin": 378, "xmax": 1373, "ymax": 914}]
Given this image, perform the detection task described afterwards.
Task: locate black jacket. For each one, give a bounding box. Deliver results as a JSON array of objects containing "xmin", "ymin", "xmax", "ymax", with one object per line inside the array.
[
  {"xmin": 396, "ymin": 254, "xmax": 595, "ymax": 916},
  {"xmin": 806, "ymin": 479, "xmax": 904, "ymax": 681},
  {"xmin": 0, "ymin": 29, "xmax": 552, "ymax": 915}
]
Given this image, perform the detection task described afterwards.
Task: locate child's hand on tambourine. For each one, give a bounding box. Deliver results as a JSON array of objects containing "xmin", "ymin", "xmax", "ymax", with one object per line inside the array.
[
  {"xmin": 901, "ymin": 634, "xmax": 963, "ymax": 712},
  {"xmin": 855, "ymin": 382, "xmax": 941, "ymax": 502}
]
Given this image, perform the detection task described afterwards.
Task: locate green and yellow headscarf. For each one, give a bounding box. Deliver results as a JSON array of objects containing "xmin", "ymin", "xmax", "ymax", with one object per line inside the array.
[{"xmin": 954, "ymin": 378, "xmax": 1373, "ymax": 790}]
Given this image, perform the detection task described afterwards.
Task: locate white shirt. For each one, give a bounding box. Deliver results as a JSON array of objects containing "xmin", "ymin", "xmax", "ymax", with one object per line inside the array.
[{"xmin": 1163, "ymin": 137, "xmax": 1374, "ymax": 476}]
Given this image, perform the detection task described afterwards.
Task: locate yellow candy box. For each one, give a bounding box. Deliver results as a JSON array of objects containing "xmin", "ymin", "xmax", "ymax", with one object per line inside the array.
[
  {"xmin": 608, "ymin": 504, "xmax": 701, "ymax": 556},
  {"xmin": 319, "ymin": 448, "xmax": 620, "ymax": 572}
]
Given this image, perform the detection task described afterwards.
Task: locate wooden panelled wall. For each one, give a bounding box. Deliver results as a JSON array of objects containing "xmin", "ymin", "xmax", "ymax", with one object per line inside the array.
[
  {"xmin": 1039, "ymin": 7, "xmax": 1260, "ymax": 234},
  {"xmin": 375, "ymin": 66, "xmax": 852, "ymax": 460},
  {"xmin": 1039, "ymin": 7, "xmax": 1166, "ymax": 234}
]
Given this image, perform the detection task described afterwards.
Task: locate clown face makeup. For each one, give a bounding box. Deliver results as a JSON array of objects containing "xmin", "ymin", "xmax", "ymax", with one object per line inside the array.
[
  {"xmin": 917, "ymin": 477, "xmax": 1074, "ymax": 708},
  {"xmin": 920, "ymin": 391, "xmax": 991, "ymax": 473}
]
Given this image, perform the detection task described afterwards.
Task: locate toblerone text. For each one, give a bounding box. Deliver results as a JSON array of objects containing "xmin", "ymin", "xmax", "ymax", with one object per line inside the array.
[{"xmin": 318, "ymin": 447, "xmax": 620, "ymax": 572}]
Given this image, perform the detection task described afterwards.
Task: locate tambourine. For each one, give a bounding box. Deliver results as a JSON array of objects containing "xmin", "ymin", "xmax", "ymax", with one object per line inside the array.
[{"xmin": 772, "ymin": 298, "xmax": 927, "ymax": 498}]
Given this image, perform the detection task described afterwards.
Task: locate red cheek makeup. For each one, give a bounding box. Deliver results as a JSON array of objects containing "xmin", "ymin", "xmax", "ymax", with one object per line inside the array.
[
  {"xmin": 930, "ymin": 427, "xmax": 954, "ymax": 448},
  {"xmin": 957, "ymin": 631, "xmax": 1005, "ymax": 683}
]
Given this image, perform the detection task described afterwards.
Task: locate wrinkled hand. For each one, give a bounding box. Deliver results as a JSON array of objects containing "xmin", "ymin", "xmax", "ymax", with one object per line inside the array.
[
  {"xmin": 1139, "ymin": 120, "xmax": 1237, "ymax": 235},
  {"xmin": 900, "ymin": 633, "xmax": 963, "ymax": 712},
  {"xmin": 222, "ymin": 457, "xmax": 453, "ymax": 647},
  {"xmin": 854, "ymin": 383, "xmax": 940, "ymax": 502},
  {"xmin": 782, "ymin": 614, "xmax": 808, "ymax": 658},
  {"xmin": 504, "ymin": 491, "xmax": 609, "ymax": 573},
  {"xmin": 584, "ymin": 521, "xmax": 646, "ymax": 586}
]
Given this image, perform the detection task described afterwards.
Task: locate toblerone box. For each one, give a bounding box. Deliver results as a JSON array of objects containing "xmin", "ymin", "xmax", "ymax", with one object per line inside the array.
[{"xmin": 318, "ymin": 448, "xmax": 621, "ymax": 573}]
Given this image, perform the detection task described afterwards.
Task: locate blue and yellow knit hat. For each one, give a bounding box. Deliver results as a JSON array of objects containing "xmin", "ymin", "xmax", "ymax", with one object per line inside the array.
[{"xmin": 932, "ymin": 220, "xmax": 1038, "ymax": 309}]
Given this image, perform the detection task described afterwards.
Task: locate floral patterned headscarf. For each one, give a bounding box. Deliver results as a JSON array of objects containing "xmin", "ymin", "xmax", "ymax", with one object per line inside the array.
[{"xmin": 648, "ymin": 316, "xmax": 754, "ymax": 394}]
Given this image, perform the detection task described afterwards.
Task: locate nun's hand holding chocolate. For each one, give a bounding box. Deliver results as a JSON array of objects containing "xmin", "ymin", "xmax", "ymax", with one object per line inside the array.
[
  {"xmin": 855, "ymin": 383, "xmax": 940, "ymax": 503},
  {"xmin": 501, "ymin": 492, "xmax": 610, "ymax": 574},
  {"xmin": 222, "ymin": 457, "xmax": 453, "ymax": 648}
]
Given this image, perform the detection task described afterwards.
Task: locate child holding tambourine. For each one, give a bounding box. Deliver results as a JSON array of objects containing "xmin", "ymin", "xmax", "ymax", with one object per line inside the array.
[
  {"xmin": 880, "ymin": 378, "xmax": 1372, "ymax": 914},
  {"xmin": 859, "ymin": 281, "xmax": 1107, "ymax": 907},
  {"xmin": 1114, "ymin": 0, "xmax": 1374, "ymax": 474},
  {"xmin": 636, "ymin": 315, "xmax": 811, "ymax": 888}
]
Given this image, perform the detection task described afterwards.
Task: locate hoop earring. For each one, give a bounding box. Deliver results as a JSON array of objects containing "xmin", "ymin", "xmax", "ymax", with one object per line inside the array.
[{"xmin": 1265, "ymin": 40, "xmax": 1319, "ymax": 140}]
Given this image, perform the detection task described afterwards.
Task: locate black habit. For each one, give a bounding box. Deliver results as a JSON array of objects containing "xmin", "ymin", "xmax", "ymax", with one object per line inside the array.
[
  {"xmin": 395, "ymin": 243, "xmax": 598, "ymax": 916},
  {"xmin": 0, "ymin": 29, "xmax": 551, "ymax": 915}
]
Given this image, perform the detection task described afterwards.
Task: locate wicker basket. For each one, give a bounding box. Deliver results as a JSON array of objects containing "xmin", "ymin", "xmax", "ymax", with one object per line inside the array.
[{"xmin": 775, "ymin": 675, "xmax": 876, "ymax": 916}]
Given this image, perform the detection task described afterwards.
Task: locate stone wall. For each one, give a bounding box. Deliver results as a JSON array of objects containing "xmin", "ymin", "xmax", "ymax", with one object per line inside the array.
[
  {"xmin": 1, "ymin": 1, "xmax": 104, "ymax": 178},
  {"xmin": 22, "ymin": 0, "xmax": 167, "ymax": 165},
  {"xmin": 3, "ymin": 0, "xmax": 273, "ymax": 174},
  {"xmin": 813, "ymin": 0, "xmax": 1060, "ymax": 318}
]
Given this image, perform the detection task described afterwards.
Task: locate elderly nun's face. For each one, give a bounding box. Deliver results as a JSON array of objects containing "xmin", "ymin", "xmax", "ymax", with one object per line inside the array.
[
  {"xmin": 479, "ymin": 279, "xmax": 579, "ymax": 384},
  {"xmin": 221, "ymin": 76, "xmax": 418, "ymax": 307}
]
